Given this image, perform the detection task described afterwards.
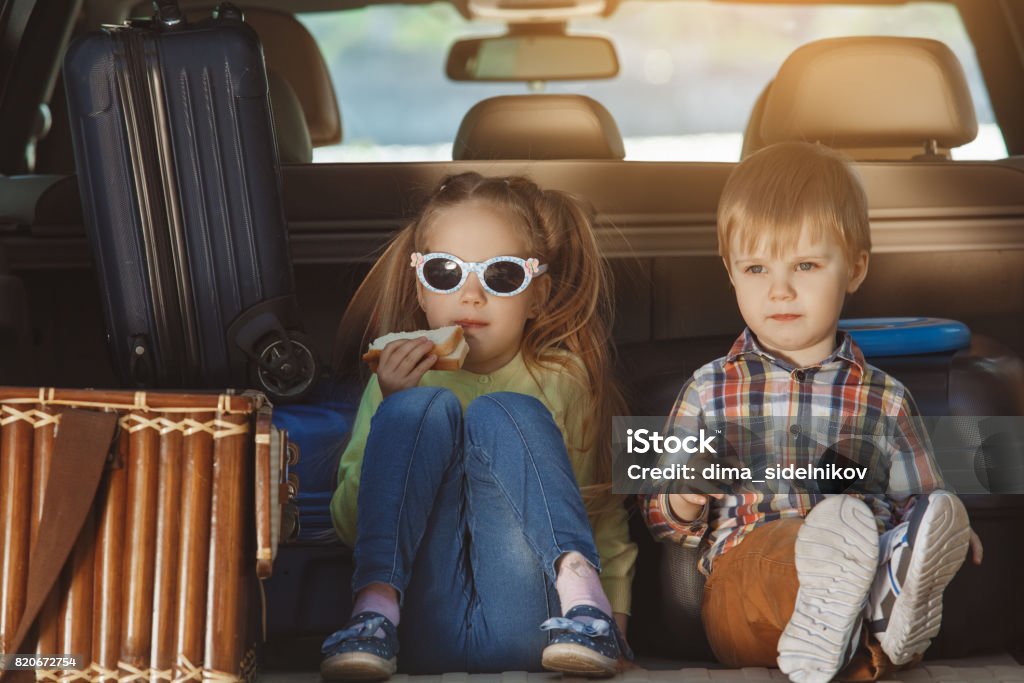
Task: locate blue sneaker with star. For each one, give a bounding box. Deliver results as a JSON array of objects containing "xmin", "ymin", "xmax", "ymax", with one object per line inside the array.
[
  {"xmin": 320, "ymin": 611, "xmax": 399, "ymax": 681},
  {"xmin": 540, "ymin": 604, "xmax": 633, "ymax": 677}
]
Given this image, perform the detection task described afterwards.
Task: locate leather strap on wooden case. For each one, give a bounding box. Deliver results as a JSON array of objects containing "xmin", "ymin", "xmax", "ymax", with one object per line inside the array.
[{"xmin": 0, "ymin": 408, "xmax": 117, "ymax": 683}]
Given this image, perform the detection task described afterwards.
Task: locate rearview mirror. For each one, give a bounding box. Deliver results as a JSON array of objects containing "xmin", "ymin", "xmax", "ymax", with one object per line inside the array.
[{"xmin": 446, "ymin": 34, "xmax": 619, "ymax": 82}]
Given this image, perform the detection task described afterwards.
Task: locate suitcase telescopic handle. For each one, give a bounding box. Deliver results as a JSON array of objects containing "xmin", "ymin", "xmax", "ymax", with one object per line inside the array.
[
  {"xmin": 213, "ymin": 3, "xmax": 244, "ymax": 21},
  {"xmin": 152, "ymin": 0, "xmax": 184, "ymax": 27}
]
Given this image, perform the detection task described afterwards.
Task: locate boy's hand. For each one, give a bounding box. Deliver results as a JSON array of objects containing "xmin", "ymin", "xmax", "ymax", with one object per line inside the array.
[
  {"xmin": 377, "ymin": 337, "xmax": 436, "ymax": 398},
  {"xmin": 668, "ymin": 493, "xmax": 724, "ymax": 522},
  {"xmin": 968, "ymin": 528, "xmax": 983, "ymax": 565}
]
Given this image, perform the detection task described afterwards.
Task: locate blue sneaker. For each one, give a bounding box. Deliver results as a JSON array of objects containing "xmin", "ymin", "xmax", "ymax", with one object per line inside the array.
[
  {"xmin": 540, "ymin": 604, "xmax": 633, "ymax": 677},
  {"xmin": 869, "ymin": 491, "xmax": 971, "ymax": 665},
  {"xmin": 320, "ymin": 611, "xmax": 399, "ymax": 681}
]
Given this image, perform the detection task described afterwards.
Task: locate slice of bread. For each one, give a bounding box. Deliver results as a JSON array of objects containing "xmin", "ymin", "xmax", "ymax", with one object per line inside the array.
[
  {"xmin": 362, "ymin": 325, "xmax": 467, "ymax": 372},
  {"xmin": 431, "ymin": 337, "xmax": 470, "ymax": 371}
]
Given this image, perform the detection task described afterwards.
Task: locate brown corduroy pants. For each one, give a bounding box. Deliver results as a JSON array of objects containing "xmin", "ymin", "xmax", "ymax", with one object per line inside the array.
[{"xmin": 700, "ymin": 518, "xmax": 915, "ymax": 682}]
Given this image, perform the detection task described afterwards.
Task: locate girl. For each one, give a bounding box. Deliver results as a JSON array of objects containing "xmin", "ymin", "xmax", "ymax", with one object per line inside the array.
[{"xmin": 323, "ymin": 173, "xmax": 637, "ymax": 679}]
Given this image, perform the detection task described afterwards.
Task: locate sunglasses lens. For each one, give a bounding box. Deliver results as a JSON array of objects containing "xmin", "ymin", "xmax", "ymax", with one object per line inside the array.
[
  {"xmin": 422, "ymin": 257, "xmax": 463, "ymax": 291},
  {"xmin": 484, "ymin": 260, "xmax": 527, "ymax": 294}
]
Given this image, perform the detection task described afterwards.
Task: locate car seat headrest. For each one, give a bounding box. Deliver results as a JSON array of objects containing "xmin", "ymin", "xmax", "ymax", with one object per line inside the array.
[
  {"xmin": 242, "ymin": 8, "xmax": 341, "ymax": 147},
  {"xmin": 453, "ymin": 94, "xmax": 625, "ymax": 161},
  {"xmin": 741, "ymin": 81, "xmax": 772, "ymax": 160},
  {"xmin": 268, "ymin": 68, "xmax": 312, "ymax": 163},
  {"xmin": 759, "ymin": 37, "xmax": 978, "ymax": 160}
]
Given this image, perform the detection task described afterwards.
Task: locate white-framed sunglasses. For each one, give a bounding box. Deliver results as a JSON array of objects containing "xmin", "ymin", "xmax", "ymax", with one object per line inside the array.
[{"xmin": 410, "ymin": 252, "xmax": 548, "ymax": 297}]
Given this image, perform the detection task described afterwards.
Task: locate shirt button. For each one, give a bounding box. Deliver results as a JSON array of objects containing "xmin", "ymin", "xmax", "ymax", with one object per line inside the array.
[
  {"xmin": 790, "ymin": 424, "xmax": 801, "ymax": 435},
  {"xmin": 479, "ymin": 376, "xmax": 490, "ymax": 384},
  {"xmin": 794, "ymin": 370, "xmax": 805, "ymax": 381}
]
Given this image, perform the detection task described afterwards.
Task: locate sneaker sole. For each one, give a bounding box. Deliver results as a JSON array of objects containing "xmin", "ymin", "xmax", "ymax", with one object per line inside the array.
[
  {"xmin": 778, "ymin": 495, "xmax": 879, "ymax": 683},
  {"xmin": 542, "ymin": 643, "xmax": 618, "ymax": 677},
  {"xmin": 320, "ymin": 652, "xmax": 397, "ymax": 681},
  {"xmin": 878, "ymin": 492, "xmax": 970, "ymax": 665}
]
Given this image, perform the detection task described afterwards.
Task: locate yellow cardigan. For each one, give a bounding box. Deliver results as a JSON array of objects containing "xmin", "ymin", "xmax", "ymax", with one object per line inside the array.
[{"xmin": 329, "ymin": 352, "xmax": 637, "ymax": 615}]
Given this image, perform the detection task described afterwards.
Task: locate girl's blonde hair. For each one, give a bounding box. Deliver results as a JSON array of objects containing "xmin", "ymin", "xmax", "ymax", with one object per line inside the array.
[
  {"xmin": 718, "ymin": 141, "xmax": 871, "ymax": 265},
  {"xmin": 333, "ymin": 172, "xmax": 627, "ymax": 516}
]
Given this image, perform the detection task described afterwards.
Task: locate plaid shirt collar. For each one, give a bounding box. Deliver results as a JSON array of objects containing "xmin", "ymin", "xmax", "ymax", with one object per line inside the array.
[{"xmin": 725, "ymin": 327, "xmax": 866, "ymax": 374}]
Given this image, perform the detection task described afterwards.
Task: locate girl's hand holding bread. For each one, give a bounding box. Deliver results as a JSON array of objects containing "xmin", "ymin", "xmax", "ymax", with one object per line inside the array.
[
  {"xmin": 376, "ymin": 337, "xmax": 437, "ymax": 398},
  {"xmin": 365, "ymin": 326, "xmax": 469, "ymax": 398}
]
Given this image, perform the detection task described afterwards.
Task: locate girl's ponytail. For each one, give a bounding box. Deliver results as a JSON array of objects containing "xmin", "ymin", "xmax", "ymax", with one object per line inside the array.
[{"xmin": 523, "ymin": 187, "xmax": 628, "ymax": 517}]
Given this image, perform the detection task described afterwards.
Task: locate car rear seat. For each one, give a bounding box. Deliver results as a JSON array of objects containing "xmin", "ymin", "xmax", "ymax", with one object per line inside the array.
[
  {"xmin": 624, "ymin": 36, "xmax": 1024, "ymax": 663},
  {"xmin": 453, "ymin": 94, "xmax": 625, "ymax": 160}
]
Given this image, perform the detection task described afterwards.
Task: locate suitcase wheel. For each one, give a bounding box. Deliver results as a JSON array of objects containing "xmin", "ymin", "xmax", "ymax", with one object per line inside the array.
[{"xmin": 253, "ymin": 331, "xmax": 317, "ymax": 402}]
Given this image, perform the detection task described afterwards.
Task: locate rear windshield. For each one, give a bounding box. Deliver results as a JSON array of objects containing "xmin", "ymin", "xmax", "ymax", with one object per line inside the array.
[{"xmin": 299, "ymin": 2, "xmax": 1006, "ymax": 162}]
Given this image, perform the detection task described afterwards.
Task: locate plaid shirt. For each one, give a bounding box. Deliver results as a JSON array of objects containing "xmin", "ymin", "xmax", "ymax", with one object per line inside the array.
[{"xmin": 641, "ymin": 328, "xmax": 943, "ymax": 576}]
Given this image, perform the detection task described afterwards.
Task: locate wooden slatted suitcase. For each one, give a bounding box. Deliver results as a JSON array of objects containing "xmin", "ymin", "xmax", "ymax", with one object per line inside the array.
[{"xmin": 0, "ymin": 388, "xmax": 290, "ymax": 682}]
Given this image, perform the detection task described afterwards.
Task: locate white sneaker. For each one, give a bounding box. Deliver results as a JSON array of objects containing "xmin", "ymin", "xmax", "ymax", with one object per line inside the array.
[
  {"xmin": 869, "ymin": 491, "xmax": 970, "ymax": 665},
  {"xmin": 777, "ymin": 495, "xmax": 879, "ymax": 683}
]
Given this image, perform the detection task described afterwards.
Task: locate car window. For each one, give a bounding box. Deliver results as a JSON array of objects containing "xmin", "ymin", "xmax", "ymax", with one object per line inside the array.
[{"xmin": 299, "ymin": 2, "xmax": 1007, "ymax": 163}]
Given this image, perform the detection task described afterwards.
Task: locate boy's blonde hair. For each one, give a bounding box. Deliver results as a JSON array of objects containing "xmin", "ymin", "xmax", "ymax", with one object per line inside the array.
[{"xmin": 718, "ymin": 141, "xmax": 870, "ymax": 265}]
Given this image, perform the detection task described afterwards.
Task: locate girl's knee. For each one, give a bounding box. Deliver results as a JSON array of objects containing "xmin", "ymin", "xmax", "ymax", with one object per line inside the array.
[
  {"xmin": 465, "ymin": 392, "xmax": 553, "ymax": 429},
  {"xmin": 363, "ymin": 386, "xmax": 464, "ymax": 477},
  {"xmin": 367, "ymin": 388, "xmax": 463, "ymax": 466},
  {"xmin": 377, "ymin": 386, "xmax": 461, "ymax": 426},
  {"xmin": 464, "ymin": 393, "xmax": 571, "ymax": 476}
]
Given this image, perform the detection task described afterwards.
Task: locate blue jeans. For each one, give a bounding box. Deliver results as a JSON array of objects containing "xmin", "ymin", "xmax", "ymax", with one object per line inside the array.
[{"xmin": 353, "ymin": 387, "xmax": 601, "ymax": 674}]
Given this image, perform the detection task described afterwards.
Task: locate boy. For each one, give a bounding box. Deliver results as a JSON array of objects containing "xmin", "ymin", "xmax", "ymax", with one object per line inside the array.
[{"xmin": 642, "ymin": 142, "xmax": 983, "ymax": 683}]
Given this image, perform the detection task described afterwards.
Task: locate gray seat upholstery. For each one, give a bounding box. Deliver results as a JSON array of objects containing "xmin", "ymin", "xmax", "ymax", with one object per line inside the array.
[{"xmin": 453, "ymin": 94, "xmax": 625, "ymax": 160}]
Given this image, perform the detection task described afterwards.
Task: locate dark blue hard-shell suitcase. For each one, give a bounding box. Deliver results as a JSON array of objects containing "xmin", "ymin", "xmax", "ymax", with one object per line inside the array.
[{"xmin": 63, "ymin": 0, "xmax": 316, "ymax": 400}]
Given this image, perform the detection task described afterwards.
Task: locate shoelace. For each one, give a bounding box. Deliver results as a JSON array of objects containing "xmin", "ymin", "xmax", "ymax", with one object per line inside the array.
[
  {"xmin": 321, "ymin": 615, "xmax": 387, "ymax": 654},
  {"xmin": 539, "ymin": 616, "xmax": 611, "ymax": 638}
]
